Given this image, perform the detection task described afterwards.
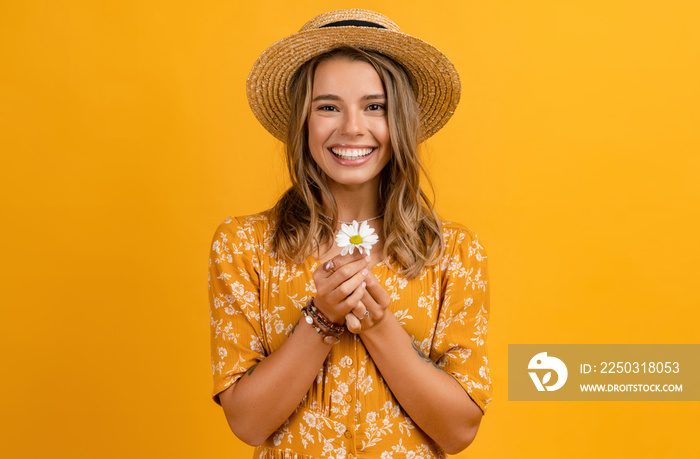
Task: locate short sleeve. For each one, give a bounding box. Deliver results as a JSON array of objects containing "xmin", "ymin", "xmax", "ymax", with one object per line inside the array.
[
  {"xmin": 431, "ymin": 226, "xmax": 492, "ymax": 414},
  {"xmin": 208, "ymin": 217, "xmax": 266, "ymax": 406}
]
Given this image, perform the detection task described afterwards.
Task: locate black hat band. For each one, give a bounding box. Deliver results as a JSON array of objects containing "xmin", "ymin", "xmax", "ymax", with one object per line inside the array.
[{"xmin": 320, "ymin": 20, "xmax": 387, "ymax": 29}]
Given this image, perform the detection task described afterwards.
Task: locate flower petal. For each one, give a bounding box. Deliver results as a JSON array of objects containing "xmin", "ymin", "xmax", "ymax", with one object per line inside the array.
[
  {"xmin": 336, "ymin": 219, "xmax": 380, "ymax": 255},
  {"xmin": 363, "ymin": 234, "xmax": 379, "ymax": 244}
]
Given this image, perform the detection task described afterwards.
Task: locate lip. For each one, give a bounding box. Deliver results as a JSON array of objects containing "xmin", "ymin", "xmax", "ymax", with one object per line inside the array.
[{"xmin": 327, "ymin": 144, "xmax": 377, "ymax": 167}]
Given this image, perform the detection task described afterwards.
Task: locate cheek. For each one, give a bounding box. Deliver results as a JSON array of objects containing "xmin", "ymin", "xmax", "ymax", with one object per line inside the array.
[
  {"xmin": 374, "ymin": 119, "xmax": 392, "ymax": 163},
  {"xmin": 307, "ymin": 116, "xmax": 334, "ymax": 142},
  {"xmin": 307, "ymin": 119, "xmax": 329, "ymax": 165},
  {"xmin": 369, "ymin": 117, "xmax": 390, "ymax": 141}
]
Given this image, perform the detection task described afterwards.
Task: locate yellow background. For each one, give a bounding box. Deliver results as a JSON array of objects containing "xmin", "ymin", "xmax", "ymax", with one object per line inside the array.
[{"xmin": 1, "ymin": 0, "xmax": 698, "ymax": 457}]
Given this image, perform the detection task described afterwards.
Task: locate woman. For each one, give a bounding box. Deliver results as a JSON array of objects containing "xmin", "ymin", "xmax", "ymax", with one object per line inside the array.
[{"xmin": 209, "ymin": 9, "xmax": 491, "ymax": 458}]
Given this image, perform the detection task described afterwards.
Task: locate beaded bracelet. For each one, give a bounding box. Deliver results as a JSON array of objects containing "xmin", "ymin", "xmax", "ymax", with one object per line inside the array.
[
  {"xmin": 307, "ymin": 298, "xmax": 345, "ymax": 333},
  {"xmin": 301, "ymin": 307, "xmax": 342, "ymax": 345}
]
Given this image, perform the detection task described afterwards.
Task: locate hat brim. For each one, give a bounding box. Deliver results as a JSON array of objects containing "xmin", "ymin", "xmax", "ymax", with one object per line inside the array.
[{"xmin": 247, "ymin": 26, "xmax": 461, "ymax": 143}]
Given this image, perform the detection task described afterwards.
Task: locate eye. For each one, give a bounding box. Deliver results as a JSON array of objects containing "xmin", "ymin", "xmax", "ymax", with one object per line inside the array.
[
  {"xmin": 317, "ymin": 105, "xmax": 338, "ymax": 112},
  {"xmin": 367, "ymin": 103, "xmax": 386, "ymax": 111}
]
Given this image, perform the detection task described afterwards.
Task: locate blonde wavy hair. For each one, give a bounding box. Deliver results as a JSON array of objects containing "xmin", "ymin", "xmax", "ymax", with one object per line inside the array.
[{"xmin": 271, "ymin": 46, "xmax": 444, "ymax": 278}]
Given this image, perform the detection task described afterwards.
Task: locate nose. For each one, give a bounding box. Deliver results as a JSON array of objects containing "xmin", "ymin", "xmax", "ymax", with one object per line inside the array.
[{"xmin": 340, "ymin": 108, "xmax": 364, "ymax": 136}]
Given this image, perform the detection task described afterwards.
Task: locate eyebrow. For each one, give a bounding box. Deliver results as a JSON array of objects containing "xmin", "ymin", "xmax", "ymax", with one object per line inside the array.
[
  {"xmin": 362, "ymin": 94, "xmax": 386, "ymax": 101},
  {"xmin": 311, "ymin": 93, "xmax": 386, "ymax": 102}
]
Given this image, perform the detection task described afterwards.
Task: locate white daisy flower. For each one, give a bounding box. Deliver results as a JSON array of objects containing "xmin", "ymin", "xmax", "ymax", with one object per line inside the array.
[{"xmin": 335, "ymin": 220, "xmax": 379, "ymax": 256}]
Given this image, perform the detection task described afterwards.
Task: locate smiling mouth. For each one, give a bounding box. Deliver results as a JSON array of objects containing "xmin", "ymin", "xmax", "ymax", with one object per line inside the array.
[{"xmin": 329, "ymin": 147, "xmax": 375, "ymax": 160}]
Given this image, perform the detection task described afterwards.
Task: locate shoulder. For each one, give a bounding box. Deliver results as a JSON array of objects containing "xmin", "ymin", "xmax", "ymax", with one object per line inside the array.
[
  {"xmin": 212, "ymin": 210, "xmax": 273, "ymax": 239},
  {"xmin": 441, "ymin": 220, "xmax": 483, "ymax": 247},
  {"xmin": 210, "ymin": 209, "xmax": 274, "ymax": 255},
  {"xmin": 439, "ymin": 219, "xmax": 488, "ymax": 264},
  {"xmin": 214, "ymin": 209, "xmax": 273, "ymax": 232}
]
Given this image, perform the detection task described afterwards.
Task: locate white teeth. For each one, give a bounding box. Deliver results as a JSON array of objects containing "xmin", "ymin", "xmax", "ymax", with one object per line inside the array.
[{"xmin": 330, "ymin": 147, "xmax": 374, "ymax": 159}]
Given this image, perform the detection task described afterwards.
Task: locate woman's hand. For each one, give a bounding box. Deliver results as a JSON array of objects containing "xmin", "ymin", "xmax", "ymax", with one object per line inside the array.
[
  {"xmin": 312, "ymin": 250, "xmax": 369, "ymax": 324},
  {"xmin": 344, "ymin": 270, "xmax": 391, "ymax": 334}
]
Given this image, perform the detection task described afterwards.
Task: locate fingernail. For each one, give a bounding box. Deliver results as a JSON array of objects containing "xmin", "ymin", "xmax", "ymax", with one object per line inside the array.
[
  {"xmin": 362, "ymin": 269, "xmax": 368, "ymax": 276},
  {"xmin": 361, "ymin": 282, "xmax": 366, "ymax": 288},
  {"xmin": 365, "ymin": 256, "xmax": 370, "ymax": 262}
]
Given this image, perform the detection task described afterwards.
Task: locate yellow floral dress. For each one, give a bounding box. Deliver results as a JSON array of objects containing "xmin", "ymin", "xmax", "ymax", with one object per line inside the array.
[{"xmin": 208, "ymin": 210, "xmax": 491, "ymax": 459}]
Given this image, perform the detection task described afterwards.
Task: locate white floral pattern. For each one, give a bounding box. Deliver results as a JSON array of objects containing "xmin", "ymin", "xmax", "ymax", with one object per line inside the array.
[{"xmin": 209, "ymin": 211, "xmax": 491, "ymax": 458}]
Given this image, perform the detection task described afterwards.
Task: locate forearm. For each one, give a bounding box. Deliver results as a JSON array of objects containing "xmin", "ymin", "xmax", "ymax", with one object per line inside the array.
[
  {"xmin": 220, "ymin": 318, "xmax": 333, "ymax": 445},
  {"xmin": 360, "ymin": 313, "xmax": 483, "ymax": 454}
]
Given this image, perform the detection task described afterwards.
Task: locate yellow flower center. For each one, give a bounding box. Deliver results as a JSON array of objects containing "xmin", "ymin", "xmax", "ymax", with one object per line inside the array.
[{"xmin": 349, "ymin": 235, "xmax": 363, "ymax": 245}]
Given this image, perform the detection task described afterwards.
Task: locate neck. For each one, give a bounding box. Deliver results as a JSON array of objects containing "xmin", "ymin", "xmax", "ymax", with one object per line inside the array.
[{"xmin": 326, "ymin": 178, "xmax": 381, "ymax": 222}]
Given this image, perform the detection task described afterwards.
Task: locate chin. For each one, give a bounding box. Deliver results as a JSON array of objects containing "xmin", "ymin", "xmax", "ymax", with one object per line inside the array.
[{"xmin": 327, "ymin": 173, "xmax": 380, "ymax": 188}]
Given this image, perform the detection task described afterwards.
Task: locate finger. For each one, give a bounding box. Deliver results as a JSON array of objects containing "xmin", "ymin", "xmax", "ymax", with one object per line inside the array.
[
  {"xmin": 338, "ymin": 279, "xmax": 366, "ymax": 312},
  {"xmin": 318, "ymin": 254, "xmax": 367, "ymax": 287},
  {"xmin": 363, "ymin": 271, "xmax": 391, "ymax": 308},
  {"xmin": 345, "ymin": 312, "xmax": 362, "ymax": 334},
  {"xmin": 326, "ymin": 263, "xmax": 369, "ymax": 304},
  {"xmin": 359, "ymin": 289, "xmax": 380, "ymax": 314},
  {"xmin": 322, "ymin": 260, "xmax": 335, "ymax": 277},
  {"xmin": 328, "ymin": 250, "xmax": 367, "ymax": 277},
  {"xmin": 345, "ymin": 294, "xmax": 366, "ymax": 334},
  {"xmin": 351, "ymin": 302, "xmax": 368, "ymax": 320},
  {"xmin": 364, "ymin": 286, "xmax": 393, "ymax": 324},
  {"xmin": 313, "ymin": 259, "xmax": 334, "ymax": 284},
  {"xmin": 316, "ymin": 255, "xmax": 346, "ymax": 279},
  {"xmin": 313, "ymin": 254, "xmax": 366, "ymax": 293},
  {"xmin": 313, "ymin": 268, "xmax": 368, "ymax": 325}
]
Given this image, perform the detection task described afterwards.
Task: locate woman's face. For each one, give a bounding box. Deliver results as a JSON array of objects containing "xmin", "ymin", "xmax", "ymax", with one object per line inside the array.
[{"xmin": 307, "ymin": 57, "xmax": 392, "ymax": 191}]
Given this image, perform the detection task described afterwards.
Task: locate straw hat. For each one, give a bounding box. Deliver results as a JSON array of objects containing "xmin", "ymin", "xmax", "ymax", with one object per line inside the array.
[{"xmin": 247, "ymin": 9, "xmax": 461, "ymax": 143}]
